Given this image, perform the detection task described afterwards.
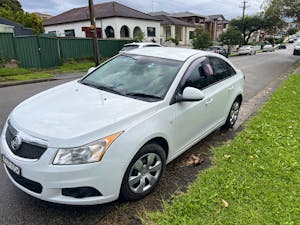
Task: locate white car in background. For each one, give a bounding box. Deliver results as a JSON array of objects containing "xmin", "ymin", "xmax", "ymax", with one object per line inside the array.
[
  {"xmin": 1, "ymin": 48, "xmax": 244, "ymax": 205},
  {"xmin": 119, "ymin": 42, "xmax": 162, "ymax": 53},
  {"xmin": 238, "ymin": 45, "xmax": 256, "ymax": 55},
  {"xmin": 293, "ymin": 41, "xmax": 300, "ymax": 55},
  {"xmin": 262, "ymin": 44, "xmax": 275, "ymax": 52}
]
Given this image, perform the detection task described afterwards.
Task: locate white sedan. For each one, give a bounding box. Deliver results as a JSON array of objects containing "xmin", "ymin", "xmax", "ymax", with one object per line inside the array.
[
  {"xmin": 262, "ymin": 44, "xmax": 275, "ymax": 52},
  {"xmin": 238, "ymin": 45, "xmax": 256, "ymax": 55},
  {"xmin": 1, "ymin": 48, "xmax": 244, "ymax": 205},
  {"xmin": 119, "ymin": 42, "xmax": 162, "ymax": 53}
]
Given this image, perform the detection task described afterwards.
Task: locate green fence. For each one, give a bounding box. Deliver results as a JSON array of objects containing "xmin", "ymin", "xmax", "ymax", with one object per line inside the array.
[
  {"xmin": 0, "ymin": 33, "xmax": 16, "ymax": 60},
  {"xmin": 60, "ymin": 38, "xmax": 93, "ymax": 60},
  {"xmin": 0, "ymin": 33, "xmax": 132, "ymax": 68}
]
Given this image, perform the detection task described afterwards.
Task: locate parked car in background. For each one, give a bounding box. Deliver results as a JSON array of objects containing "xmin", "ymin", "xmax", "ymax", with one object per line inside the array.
[
  {"xmin": 262, "ymin": 44, "xmax": 275, "ymax": 52},
  {"xmin": 119, "ymin": 42, "xmax": 162, "ymax": 53},
  {"xmin": 1, "ymin": 47, "xmax": 244, "ymax": 205},
  {"xmin": 293, "ymin": 41, "xmax": 300, "ymax": 55},
  {"xmin": 238, "ymin": 45, "xmax": 256, "ymax": 55},
  {"xmin": 278, "ymin": 43, "xmax": 287, "ymax": 49},
  {"xmin": 206, "ymin": 46, "xmax": 229, "ymax": 57},
  {"xmin": 288, "ymin": 38, "xmax": 294, "ymax": 43}
]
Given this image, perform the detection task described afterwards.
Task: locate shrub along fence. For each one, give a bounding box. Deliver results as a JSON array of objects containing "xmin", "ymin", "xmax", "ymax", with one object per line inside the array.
[{"xmin": 0, "ymin": 33, "xmax": 132, "ymax": 68}]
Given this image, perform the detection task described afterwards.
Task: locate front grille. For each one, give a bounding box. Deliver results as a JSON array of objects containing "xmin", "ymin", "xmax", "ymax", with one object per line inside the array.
[
  {"xmin": 5, "ymin": 125, "xmax": 47, "ymax": 160},
  {"xmin": 6, "ymin": 166, "xmax": 43, "ymax": 194}
]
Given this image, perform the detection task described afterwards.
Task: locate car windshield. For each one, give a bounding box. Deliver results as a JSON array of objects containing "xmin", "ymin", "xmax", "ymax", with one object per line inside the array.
[
  {"xmin": 80, "ymin": 54, "xmax": 183, "ymax": 101},
  {"xmin": 295, "ymin": 42, "xmax": 300, "ymax": 46},
  {"xmin": 120, "ymin": 45, "xmax": 139, "ymax": 51}
]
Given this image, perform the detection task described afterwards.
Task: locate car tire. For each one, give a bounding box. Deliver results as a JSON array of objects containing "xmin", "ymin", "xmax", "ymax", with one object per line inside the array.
[
  {"xmin": 120, "ymin": 143, "xmax": 166, "ymax": 201},
  {"xmin": 222, "ymin": 99, "xmax": 241, "ymax": 129}
]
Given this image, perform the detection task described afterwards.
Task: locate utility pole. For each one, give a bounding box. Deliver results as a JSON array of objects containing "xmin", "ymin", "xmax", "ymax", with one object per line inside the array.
[
  {"xmin": 89, "ymin": 0, "xmax": 100, "ymax": 66},
  {"xmin": 240, "ymin": 0, "xmax": 249, "ymax": 44}
]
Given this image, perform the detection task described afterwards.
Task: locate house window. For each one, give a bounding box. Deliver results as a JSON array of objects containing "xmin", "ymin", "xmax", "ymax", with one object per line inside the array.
[
  {"xmin": 105, "ymin": 26, "xmax": 115, "ymax": 38},
  {"xmin": 189, "ymin": 31, "xmax": 194, "ymax": 39},
  {"xmin": 195, "ymin": 18, "xmax": 199, "ymax": 23},
  {"xmin": 48, "ymin": 31, "xmax": 56, "ymax": 36},
  {"xmin": 65, "ymin": 29, "xmax": 75, "ymax": 37},
  {"xmin": 120, "ymin": 25, "xmax": 130, "ymax": 38},
  {"xmin": 147, "ymin": 27, "xmax": 156, "ymax": 37}
]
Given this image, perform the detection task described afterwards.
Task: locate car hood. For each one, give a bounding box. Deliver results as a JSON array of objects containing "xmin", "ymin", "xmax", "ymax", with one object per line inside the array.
[{"xmin": 10, "ymin": 81, "xmax": 160, "ymax": 147}]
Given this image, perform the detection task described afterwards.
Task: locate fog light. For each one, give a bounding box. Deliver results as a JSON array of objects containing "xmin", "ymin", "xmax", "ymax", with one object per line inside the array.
[{"xmin": 62, "ymin": 187, "xmax": 102, "ymax": 198}]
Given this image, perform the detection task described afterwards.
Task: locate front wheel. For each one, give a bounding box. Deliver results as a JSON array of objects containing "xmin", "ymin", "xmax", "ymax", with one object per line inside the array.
[
  {"xmin": 222, "ymin": 99, "xmax": 241, "ymax": 129},
  {"xmin": 120, "ymin": 143, "xmax": 166, "ymax": 201}
]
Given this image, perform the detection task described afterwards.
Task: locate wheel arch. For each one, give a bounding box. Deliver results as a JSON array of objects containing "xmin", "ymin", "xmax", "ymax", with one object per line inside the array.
[{"xmin": 143, "ymin": 137, "xmax": 169, "ymax": 159}]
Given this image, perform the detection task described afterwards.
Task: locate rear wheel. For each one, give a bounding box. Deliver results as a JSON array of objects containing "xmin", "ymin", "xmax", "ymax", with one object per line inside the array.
[
  {"xmin": 120, "ymin": 143, "xmax": 166, "ymax": 201},
  {"xmin": 222, "ymin": 99, "xmax": 241, "ymax": 129}
]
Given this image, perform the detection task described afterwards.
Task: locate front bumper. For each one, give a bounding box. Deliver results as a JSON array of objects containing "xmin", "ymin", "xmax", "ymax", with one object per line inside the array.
[
  {"xmin": 293, "ymin": 49, "xmax": 300, "ymax": 55},
  {"xmin": 0, "ymin": 125, "xmax": 125, "ymax": 205}
]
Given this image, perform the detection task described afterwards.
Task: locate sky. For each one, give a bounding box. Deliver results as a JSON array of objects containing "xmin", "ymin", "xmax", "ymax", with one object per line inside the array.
[{"xmin": 19, "ymin": 0, "xmax": 265, "ymax": 19}]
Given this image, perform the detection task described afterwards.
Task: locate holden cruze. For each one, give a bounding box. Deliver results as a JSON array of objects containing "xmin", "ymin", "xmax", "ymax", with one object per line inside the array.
[{"xmin": 1, "ymin": 47, "xmax": 244, "ymax": 205}]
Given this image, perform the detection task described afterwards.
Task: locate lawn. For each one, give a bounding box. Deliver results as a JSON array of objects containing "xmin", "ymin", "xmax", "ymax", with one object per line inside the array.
[
  {"xmin": 146, "ymin": 74, "xmax": 300, "ymax": 224},
  {"xmin": 0, "ymin": 60, "xmax": 97, "ymax": 82}
]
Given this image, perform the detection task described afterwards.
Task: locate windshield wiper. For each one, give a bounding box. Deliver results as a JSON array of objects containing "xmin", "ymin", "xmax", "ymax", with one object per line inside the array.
[
  {"xmin": 125, "ymin": 92, "xmax": 163, "ymax": 100},
  {"xmin": 80, "ymin": 81, "xmax": 125, "ymax": 96}
]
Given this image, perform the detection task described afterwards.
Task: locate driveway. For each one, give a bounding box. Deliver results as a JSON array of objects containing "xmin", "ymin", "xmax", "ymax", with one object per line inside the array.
[{"xmin": 0, "ymin": 44, "xmax": 299, "ymax": 225}]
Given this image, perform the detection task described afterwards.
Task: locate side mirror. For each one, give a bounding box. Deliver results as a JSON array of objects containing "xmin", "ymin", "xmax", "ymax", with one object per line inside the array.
[
  {"xmin": 176, "ymin": 87, "xmax": 205, "ymax": 102},
  {"xmin": 87, "ymin": 67, "xmax": 96, "ymax": 74}
]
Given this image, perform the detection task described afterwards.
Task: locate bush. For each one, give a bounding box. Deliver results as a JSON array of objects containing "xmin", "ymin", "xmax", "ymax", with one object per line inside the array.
[
  {"xmin": 275, "ymin": 38, "xmax": 284, "ymax": 44},
  {"xmin": 133, "ymin": 31, "xmax": 145, "ymax": 42},
  {"xmin": 166, "ymin": 37, "xmax": 179, "ymax": 45},
  {"xmin": 192, "ymin": 27, "xmax": 211, "ymax": 49}
]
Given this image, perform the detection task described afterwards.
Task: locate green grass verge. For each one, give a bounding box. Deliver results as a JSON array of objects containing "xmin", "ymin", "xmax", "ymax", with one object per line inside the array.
[
  {"xmin": 0, "ymin": 60, "xmax": 99, "ymax": 82},
  {"xmin": 146, "ymin": 75, "xmax": 300, "ymax": 225},
  {"xmin": 45, "ymin": 61, "xmax": 95, "ymax": 74},
  {"xmin": 0, "ymin": 73, "xmax": 54, "ymax": 82}
]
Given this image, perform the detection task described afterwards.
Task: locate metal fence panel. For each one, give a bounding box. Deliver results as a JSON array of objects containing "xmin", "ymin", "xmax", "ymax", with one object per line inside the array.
[
  {"xmin": 98, "ymin": 39, "xmax": 132, "ymax": 57},
  {"xmin": 14, "ymin": 36, "xmax": 41, "ymax": 68},
  {"xmin": 60, "ymin": 38, "xmax": 93, "ymax": 60},
  {"xmin": 0, "ymin": 33, "xmax": 16, "ymax": 60},
  {"xmin": 39, "ymin": 37, "xmax": 61, "ymax": 68},
  {"xmin": 0, "ymin": 33, "xmax": 133, "ymax": 68}
]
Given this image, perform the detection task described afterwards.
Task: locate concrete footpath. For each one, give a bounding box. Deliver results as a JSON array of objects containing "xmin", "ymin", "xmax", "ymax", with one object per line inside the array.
[{"xmin": 0, "ymin": 72, "xmax": 85, "ymax": 88}]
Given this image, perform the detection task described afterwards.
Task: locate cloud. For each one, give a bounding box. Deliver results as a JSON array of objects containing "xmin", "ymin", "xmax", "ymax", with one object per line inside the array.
[{"xmin": 19, "ymin": 0, "xmax": 264, "ymax": 19}]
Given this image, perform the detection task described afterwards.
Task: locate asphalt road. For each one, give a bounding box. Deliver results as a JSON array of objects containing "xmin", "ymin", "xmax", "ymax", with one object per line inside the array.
[{"xmin": 0, "ymin": 44, "xmax": 299, "ymax": 225}]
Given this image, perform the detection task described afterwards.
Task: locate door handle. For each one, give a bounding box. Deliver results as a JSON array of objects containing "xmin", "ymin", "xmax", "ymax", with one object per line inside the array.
[{"xmin": 205, "ymin": 98, "xmax": 213, "ymax": 105}]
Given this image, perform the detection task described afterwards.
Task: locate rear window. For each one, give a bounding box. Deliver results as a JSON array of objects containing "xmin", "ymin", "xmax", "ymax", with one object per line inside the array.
[{"xmin": 121, "ymin": 45, "xmax": 139, "ymax": 51}]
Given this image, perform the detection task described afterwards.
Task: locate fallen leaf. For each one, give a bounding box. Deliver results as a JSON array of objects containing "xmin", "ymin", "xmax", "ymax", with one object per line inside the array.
[
  {"xmin": 189, "ymin": 154, "xmax": 204, "ymax": 166},
  {"xmin": 224, "ymin": 154, "xmax": 231, "ymax": 159},
  {"xmin": 222, "ymin": 199, "xmax": 229, "ymax": 208}
]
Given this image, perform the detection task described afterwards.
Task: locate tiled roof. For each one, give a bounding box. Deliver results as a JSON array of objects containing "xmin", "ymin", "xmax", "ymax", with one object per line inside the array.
[
  {"xmin": 0, "ymin": 16, "xmax": 34, "ymax": 36},
  {"xmin": 151, "ymin": 14, "xmax": 195, "ymax": 27},
  {"xmin": 169, "ymin": 12, "xmax": 206, "ymax": 18},
  {"xmin": 44, "ymin": 1, "xmax": 160, "ymax": 26}
]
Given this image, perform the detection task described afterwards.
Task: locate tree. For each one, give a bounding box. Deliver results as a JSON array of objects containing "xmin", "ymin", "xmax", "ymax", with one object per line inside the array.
[
  {"xmin": 287, "ymin": 28, "xmax": 298, "ymax": 35},
  {"xmin": 0, "ymin": 0, "xmax": 44, "ymax": 34},
  {"xmin": 192, "ymin": 27, "xmax": 211, "ymax": 49},
  {"xmin": 133, "ymin": 31, "xmax": 145, "ymax": 42},
  {"xmin": 220, "ymin": 27, "xmax": 243, "ymax": 46},
  {"xmin": 264, "ymin": 0, "xmax": 300, "ymax": 23},
  {"xmin": 230, "ymin": 15, "xmax": 272, "ymax": 44},
  {"xmin": 0, "ymin": 0, "xmax": 22, "ymax": 12}
]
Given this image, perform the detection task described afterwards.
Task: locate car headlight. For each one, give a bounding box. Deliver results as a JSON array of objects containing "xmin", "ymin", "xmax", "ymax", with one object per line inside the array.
[{"xmin": 53, "ymin": 132, "xmax": 123, "ymax": 165}]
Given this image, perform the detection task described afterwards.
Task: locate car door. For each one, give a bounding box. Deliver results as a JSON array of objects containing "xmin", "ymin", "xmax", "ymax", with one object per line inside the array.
[
  {"xmin": 205, "ymin": 56, "xmax": 238, "ymax": 128},
  {"xmin": 171, "ymin": 57, "xmax": 216, "ymax": 153}
]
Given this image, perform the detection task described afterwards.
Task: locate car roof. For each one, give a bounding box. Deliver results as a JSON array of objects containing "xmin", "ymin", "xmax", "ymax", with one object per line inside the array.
[
  {"xmin": 124, "ymin": 42, "xmax": 161, "ymax": 47},
  {"xmin": 126, "ymin": 47, "xmax": 205, "ymax": 61}
]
